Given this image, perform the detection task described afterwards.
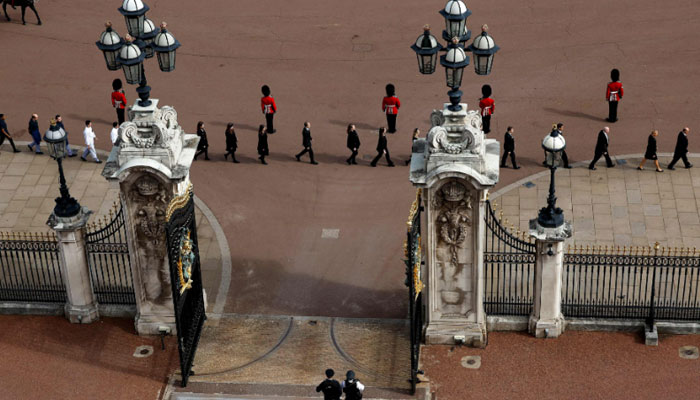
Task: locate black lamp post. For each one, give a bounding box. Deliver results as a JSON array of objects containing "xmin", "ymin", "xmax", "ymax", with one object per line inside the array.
[
  {"xmin": 44, "ymin": 122, "xmax": 81, "ymax": 218},
  {"xmin": 96, "ymin": 1, "xmax": 181, "ymax": 108},
  {"xmin": 410, "ymin": 0, "xmax": 500, "ymax": 112},
  {"xmin": 537, "ymin": 130, "xmax": 567, "ymax": 228}
]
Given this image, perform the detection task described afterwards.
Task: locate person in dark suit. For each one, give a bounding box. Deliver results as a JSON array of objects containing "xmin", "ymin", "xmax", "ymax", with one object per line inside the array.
[
  {"xmin": 257, "ymin": 124, "xmax": 269, "ymax": 165},
  {"xmin": 346, "ymin": 124, "xmax": 360, "ymax": 165},
  {"xmin": 315, "ymin": 369, "xmax": 341, "ymax": 400},
  {"xmin": 668, "ymin": 127, "xmax": 692, "ymax": 170},
  {"xmin": 500, "ymin": 126, "xmax": 520, "ymax": 169},
  {"xmin": 588, "ymin": 126, "xmax": 615, "ymax": 170},
  {"xmin": 405, "ymin": 128, "xmax": 420, "ymax": 166},
  {"xmin": 224, "ymin": 122, "xmax": 239, "ymax": 163},
  {"xmin": 0, "ymin": 114, "xmax": 20, "ymax": 153},
  {"xmin": 637, "ymin": 130, "xmax": 662, "ymax": 172},
  {"xmin": 54, "ymin": 114, "xmax": 76, "ymax": 157},
  {"xmin": 371, "ymin": 127, "xmax": 394, "ymax": 167},
  {"xmin": 194, "ymin": 121, "xmax": 210, "ymax": 161},
  {"xmin": 295, "ymin": 121, "xmax": 317, "ymax": 164}
]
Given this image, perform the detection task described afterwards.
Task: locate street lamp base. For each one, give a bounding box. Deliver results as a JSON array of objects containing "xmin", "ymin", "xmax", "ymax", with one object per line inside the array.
[
  {"xmin": 53, "ymin": 196, "xmax": 82, "ymax": 218},
  {"xmin": 137, "ymin": 83, "xmax": 152, "ymax": 107},
  {"xmin": 536, "ymin": 206, "xmax": 565, "ymax": 228},
  {"xmin": 447, "ymin": 89, "xmax": 463, "ymax": 111}
]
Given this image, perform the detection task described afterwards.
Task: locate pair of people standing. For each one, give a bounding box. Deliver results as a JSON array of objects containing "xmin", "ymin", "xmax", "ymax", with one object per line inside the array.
[{"xmin": 316, "ymin": 369, "xmax": 365, "ymax": 400}]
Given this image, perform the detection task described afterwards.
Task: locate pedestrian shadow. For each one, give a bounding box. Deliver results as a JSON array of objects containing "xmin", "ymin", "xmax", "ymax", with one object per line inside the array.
[{"xmin": 542, "ymin": 107, "xmax": 606, "ymax": 123}]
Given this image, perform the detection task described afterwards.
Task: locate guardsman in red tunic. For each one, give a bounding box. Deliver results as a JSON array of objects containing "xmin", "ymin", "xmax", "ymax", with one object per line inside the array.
[
  {"xmin": 606, "ymin": 68, "xmax": 624, "ymax": 122},
  {"xmin": 382, "ymin": 84, "xmax": 401, "ymax": 133},
  {"xmin": 479, "ymin": 84, "xmax": 495, "ymax": 134},
  {"xmin": 111, "ymin": 79, "xmax": 127, "ymax": 124},
  {"xmin": 261, "ymin": 85, "xmax": 277, "ymax": 134}
]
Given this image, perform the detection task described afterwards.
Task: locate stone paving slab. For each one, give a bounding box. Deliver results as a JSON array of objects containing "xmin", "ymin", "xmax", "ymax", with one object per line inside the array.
[
  {"xmin": 187, "ymin": 314, "xmax": 411, "ymax": 393},
  {"xmin": 492, "ymin": 154, "xmax": 700, "ymax": 249}
]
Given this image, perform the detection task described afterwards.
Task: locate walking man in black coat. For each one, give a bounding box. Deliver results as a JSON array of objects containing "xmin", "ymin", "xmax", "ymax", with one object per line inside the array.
[
  {"xmin": 588, "ymin": 126, "xmax": 615, "ymax": 170},
  {"xmin": 346, "ymin": 124, "xmax": 360, "ymax": 165},
  {"xmin": 371, "ymin": 127, "xmax": 394, "ymax": 167},
  {"xmin": 668, "ymin": 127, "xmax": 692, "ymax": 170},
  {"xmin": 0, "ymin": 114, "xmax": 20, "ymax": 153},
  {"xmin": 295, "ymin": 121, "xmax": 317, "ymax": 164},
  {"xmin": 500, "ymin": 126, "xmax": 520, "ymax": 169},
  {"xmin": 316, "ymin": 369, "xmax": 341, "ymax": 400}
]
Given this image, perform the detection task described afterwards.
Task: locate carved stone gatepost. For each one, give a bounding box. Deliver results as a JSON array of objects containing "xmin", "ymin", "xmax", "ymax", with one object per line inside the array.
[
  {"xmin": 102, "ymin": 100, "xmax": 199, "ymax": 335},
  {"xmin": 410, "ymin": 103, "xmax": 500, "ymax": 347}
]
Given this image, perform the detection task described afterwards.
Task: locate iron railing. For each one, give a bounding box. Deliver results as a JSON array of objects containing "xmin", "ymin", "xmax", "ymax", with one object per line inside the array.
[
  {"xmin": 484, "ymin": 200, "xmax": 536, "ymax": 316},
  {"xmin": 563, "ymin": 244, "xmax": 700, "ymax": 323},
  {"xmin": 404, "ymin": 189, "xmax": 423, "ymax": 395},
  {"xmin": 86, "ymin": 204, "xmax": 135, "ymax": 305},
  {"xmin": 0, "ymin": 232, "xmax": 65, "ymax": 303}
]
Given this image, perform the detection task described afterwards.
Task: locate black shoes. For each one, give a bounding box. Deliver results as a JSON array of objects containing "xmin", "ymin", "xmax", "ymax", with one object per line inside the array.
[
  {"xmin": 233, "ymin": 159, "xmax": 240, "ymax": 164},
  {"xmin": 513, "ymin": 166, "xmax": 521, "ymax": 169},
  {"xmin": 81, "ymin": 156, "xmax": 87, "ymax": 162},
  {"xmin": 311, "ymin": 161, "xmax": 318, "ymax": 165},
  {"xmin": 295, "ymin": 155, "xmax": 301, "ymax": 162},
  {"xmin": 686, "ymin": 163, "xmax": 694, "ymax": 169},
  {"xmin": 607, "ymin": 163, "xmax": 616, "ymax": 168},
  {"xmin": 589, "ymin": 166, "xmax": 596, "ymax": 170}
]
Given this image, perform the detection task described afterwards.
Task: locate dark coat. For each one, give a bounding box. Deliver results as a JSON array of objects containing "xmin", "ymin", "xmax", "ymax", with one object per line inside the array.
[
  {"xmin": 28, "ymin": 118, "xmax": 39, "ymax": 133},
  {"xmin": 674, "ymin": 131, "xmax": 689, "ymax": 156},
  {"xmin": 347, "ymin": 130, "xmax": 360, "ymax": 150},
  {"xmin": 302, "ymin": 127, "xmax": 312, "ymax": 147},
  {"xmin": 225, "ymin": 129, "xmax": 237, "ymax": 151},
  {"xmin": 257, "ymin": 132, "xmax": 269, "ymax": 156},
  {"xmin": 197, "ymin": 128, "xmax": 208, "ymax": 150},
  {"xmin": 376, "ymin": 135, "xmax": 388, "ymax": 152},
  {"xmin": 644, "ymin": 135, "xmax": 657, "ymax": 160},
  {"xmin": 594, "ymin": 130, "xmax": 609, "ymax": 154},
  {"xmin": 504, "ymin": 131, "xmax": 515, "ymax": 152},
  {"xmin": 316, "ymin": 379, "xmax": 341, "ymax": 400}
]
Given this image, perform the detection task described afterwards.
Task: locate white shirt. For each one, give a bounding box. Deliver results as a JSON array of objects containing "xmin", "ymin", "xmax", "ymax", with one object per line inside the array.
[
  {"xmin": 83, "ymin": 126, "xmax": 96, "ymax": 147},
  {"xmin": 340, "ymin": 379, "xmax": 365, "ymax": 393},
  {"xmin": 110, "ymin": 127, "xmax": 119, "ymax": 144}
]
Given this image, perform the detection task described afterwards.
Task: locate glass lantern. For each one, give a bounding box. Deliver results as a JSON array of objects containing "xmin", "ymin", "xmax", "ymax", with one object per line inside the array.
[
  {"xmin": 439, "ymin": 0, "xmax": 471, "ymax": 42},
  {"xmin": 153, "ymin": 24, "xmax": 181, "ymax": 72},
  {"xmin": 96, "ymin": 23, "xmax": 124, "ymax": 71},
  {"xmin": 410, "ymin": 26, "xmax": 442, "ymax": 75},
  {"xmin": 44, "ymin": 123, "xmax": 67, "ymax": 159},
  {"xmin": 440, "ymin": 40, "xmax": 469, "ymax": 89},
  {"xmin": 117, "ymin": 40, "xmax": 145, "ymax": 84},
  {"xmin": 139, "ymin": 18, "xmax": 157, "ymax": 58},
  {"xmin": 118, "ymin": 0, "xmax": 150, "ymax": 38},
  {"xmin": 467, "ymin": 27, "xmax": 500, "ymax": 75}
]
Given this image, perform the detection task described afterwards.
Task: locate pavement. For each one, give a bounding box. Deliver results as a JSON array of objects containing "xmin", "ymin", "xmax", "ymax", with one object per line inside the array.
[{"xmin": 492, "ymin": 153, "xmax": 700, "ymax": 249}]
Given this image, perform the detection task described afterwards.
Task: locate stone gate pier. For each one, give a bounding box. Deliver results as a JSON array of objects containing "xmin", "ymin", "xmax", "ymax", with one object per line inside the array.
[
  {"xmin": 102, "ymin": 100, "xmax": 199, "ymax": 335},
  {"xmin": 410, "ymin": 103, "xmax": 499, "ymax": 346}
]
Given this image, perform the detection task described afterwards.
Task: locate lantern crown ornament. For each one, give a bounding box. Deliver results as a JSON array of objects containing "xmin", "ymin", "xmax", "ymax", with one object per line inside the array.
[
  {"xmin": 466, "ymin": 25, "xmax": 500, "ymax": 75},
  {"xmin": 410, "ymin": 25, "xmax": 443, "ymax": 75}
]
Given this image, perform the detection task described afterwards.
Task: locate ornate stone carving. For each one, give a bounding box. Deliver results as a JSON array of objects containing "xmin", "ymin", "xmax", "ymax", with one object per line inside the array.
[
  {"xmin": 128, "ymin": 175, "xmax": 171, "ymax": 305},
  {"xmin": 426, "ymin": 108, "xmax": 484, "ymax": 155},
  {"xmin": 118, "ymin": 105, "xmax": 182, "ymax": 150},
  {"xmin": 433, "ymin": 180, "xmax": 473, "ymax": 317},
  {"xmin": 430, "ymin": 109, "xmax": 445, "ymax": 127}
]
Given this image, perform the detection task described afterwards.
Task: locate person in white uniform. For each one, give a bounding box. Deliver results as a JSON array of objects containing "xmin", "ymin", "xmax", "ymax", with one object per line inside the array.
[
  {"xmin": 81, "ymin": 120, "xmax": 101, "ymax": 163},
  {"xmin": 110, "ymin": 122, "xmax": 120, "ymax": 145}
]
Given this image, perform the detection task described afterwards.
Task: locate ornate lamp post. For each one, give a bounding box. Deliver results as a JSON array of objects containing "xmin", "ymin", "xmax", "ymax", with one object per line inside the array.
[
  {"xmin": 411, "ymin": 0, "xmax": 500, "ymax": 112},
  {"xmin": 96, "ymin": 1, "xmax": 181, "ymax": 107},
  {"xmin": 44, "ymin": 121, "xmax": 81, "ymax": 218},
  {"xmin": 537, "ymin": 130, "xmax": 567, "ymax": 228}
]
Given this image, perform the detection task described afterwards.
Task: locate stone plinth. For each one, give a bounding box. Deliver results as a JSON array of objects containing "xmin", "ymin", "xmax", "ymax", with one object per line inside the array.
[
  {"xmin": 410, "ymin": 103, "xmax": 499, "ymax": 347},
  {"xmin": 102, "ymin": 99, "xmax": 199, "ymax": 335},
  {"xmin": 528, "ymin": 219, "xmax": 572, "ymax": 338},
  {"xmin": 47, "ymin": 206, "xmax": 99, "ymax": 324}
]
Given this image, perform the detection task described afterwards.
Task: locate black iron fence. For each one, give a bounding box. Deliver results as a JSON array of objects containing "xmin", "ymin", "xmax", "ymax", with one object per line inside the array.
[
  {"xmin": 484, "ymin": 200, "xmax": 536, "ymax": 316},
  {"xmin": 563, "ymin": 244, "xmax": 700, "ymax": 323},
  {"xmin": 404, "ymin": 189, "xmax": 423, "ymax": 395},
  {"xmin": 0, "ymin": 232, "xmax": 66, "ymax": 303},
  {"xmin": 86, "ymin": 204, "xmax": 135, "ymax": 305}
]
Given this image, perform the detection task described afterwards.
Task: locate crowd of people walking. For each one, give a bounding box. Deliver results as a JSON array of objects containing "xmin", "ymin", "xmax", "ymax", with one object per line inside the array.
[{"xmin": 0, "ymin": 70, "xmax": 694, "ymax": 175}]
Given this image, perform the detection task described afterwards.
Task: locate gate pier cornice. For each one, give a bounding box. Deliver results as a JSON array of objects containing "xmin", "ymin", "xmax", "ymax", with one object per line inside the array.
[
  {"xmin": 410, "ymin": 103, "xmax": 499, "ymax": 346},
  {"xmin": 102, "ymin": 100, "xmax": 199, "ymax": 335}
]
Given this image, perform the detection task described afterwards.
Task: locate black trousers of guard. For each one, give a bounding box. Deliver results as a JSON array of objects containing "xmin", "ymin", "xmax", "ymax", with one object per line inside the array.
[
  {"xmin": 608, "ymin": 101, "xmax": 618, "ymax": 122},
  {"xmin": 265, "ymin": 113, "xmax": 275, "ymax": 133},
  {"xmin": 386, "ymin": 114, "xmax": 397, "ymax": 133},
  {"xmin": 482, "ymin": 115, "xmax": 491, "ymax": 134},
  {"xmin": 116, "ymin": 108, "xmax": 125, "ymax": 124}
]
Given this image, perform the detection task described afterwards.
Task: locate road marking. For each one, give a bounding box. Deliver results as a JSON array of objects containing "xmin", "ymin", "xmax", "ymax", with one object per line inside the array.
[{"xmin": 322, "ymin": 228, "xmax": 339, "ymax": 239}]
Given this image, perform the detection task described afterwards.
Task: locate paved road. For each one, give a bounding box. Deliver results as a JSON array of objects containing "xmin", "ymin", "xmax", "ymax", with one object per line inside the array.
[{"xmin": 1, "ymin": 0, "xmax": 699, "ymax": 319}]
